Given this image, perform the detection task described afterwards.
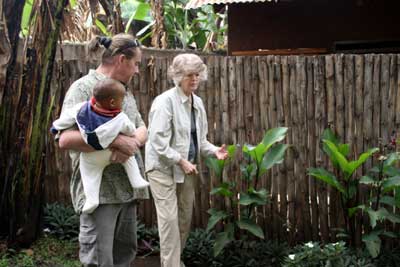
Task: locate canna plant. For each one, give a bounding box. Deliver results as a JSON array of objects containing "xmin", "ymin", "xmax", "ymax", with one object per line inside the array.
[
  {"xmin": 205, "ymin": 127, "xmax": 289, "ymax": 256},
  {"xmin": 307, "ymin": 128, "xmax": 379, "ymax": 246},
  {"xmin": 355, "ymin": 135, "xmax": 400, "ymax": 257}
]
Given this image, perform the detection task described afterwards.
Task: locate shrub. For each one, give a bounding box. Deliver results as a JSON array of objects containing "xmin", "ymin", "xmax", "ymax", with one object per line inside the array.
[
  {"xmin": 283, "ymin": 241, "xmax": 375, "ymax": 267},
  {"xmin": 182, "ymin": 229, "xmax": 215, "ymax": 267},
  {"xmin": 43, "ymin": 202, "xmax": 79, "ymax": 240}
]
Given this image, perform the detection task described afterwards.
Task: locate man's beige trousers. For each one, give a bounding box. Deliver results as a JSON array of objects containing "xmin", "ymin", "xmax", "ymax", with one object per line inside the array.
[{"xmin": 147, "ymin": 170, "xmax": 196, "ymax": 267}]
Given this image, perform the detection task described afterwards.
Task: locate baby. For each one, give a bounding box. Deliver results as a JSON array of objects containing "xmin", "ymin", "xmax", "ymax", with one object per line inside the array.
[{"xmin": 51, "ymin": 78, "xmax": 149, "ymax": 214}]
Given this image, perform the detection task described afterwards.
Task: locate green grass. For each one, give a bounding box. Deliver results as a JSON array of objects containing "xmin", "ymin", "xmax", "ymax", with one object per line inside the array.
[{"xmin": 0, "ymin": 235, "xmax": 80, "ymax": 267}]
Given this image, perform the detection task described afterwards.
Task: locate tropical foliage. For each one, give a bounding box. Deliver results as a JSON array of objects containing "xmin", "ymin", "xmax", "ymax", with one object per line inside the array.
[{"xmin": 206, "ymin": 127, "xmax": 289, "ymax": 256}]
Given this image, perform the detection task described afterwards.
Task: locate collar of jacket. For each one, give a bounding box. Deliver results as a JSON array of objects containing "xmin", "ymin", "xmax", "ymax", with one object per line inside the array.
[{"xmin": 176, "ymin": 86, "xmax": 200, "ymax": 111}]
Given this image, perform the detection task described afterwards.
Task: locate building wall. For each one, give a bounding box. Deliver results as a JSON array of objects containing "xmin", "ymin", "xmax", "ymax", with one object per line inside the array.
[{"xmin": 228, "ymin": 0, "xmax": 400, "ymax": 54}]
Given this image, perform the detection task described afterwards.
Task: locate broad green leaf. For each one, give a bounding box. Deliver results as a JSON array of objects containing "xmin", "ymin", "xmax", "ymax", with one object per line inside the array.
[
  {"xmin": 370, "ymin": 196, "xmax": 398, "ymax": 207},
  {"xmin": 349, "ymin": 205, "xmax": 364, "ymax": 217},
  {"xmin": 236, "ymin": 218, "xmax": 264, "ymax": 239},
  {"xmin": 347, "ymin": 148, "xmax": 379, "ymax": 179},
  {"xmin": 385, "ymin": 212, "xmax": 400, "ymax": 224},
  {"xmin": 205, "ymin": 157, "xmax": 225, "ymax": 178},
  {"xmin": 260, "ymin": 144, "xmax": 289, "ymax": 176},
  {"xmin": 239, "ymin": 189, "xmax": 268, "ymax": 206},
  {"xmin": 213, "ymin": 223, "xmax": 234, "ymax": 256},
  {"xmin": 384, "ymin": 166, "xmax": 400, "ymax": 177},
  {"xmin": 240, "ymin": 163, "xmax": 256, "ymax": 181},
  {"xmin": 210, "ymin": 183, "xmax": 233, "ymax": 197},
  {"xmin": 382, "ymin": 176, "xmax": 400, "ymax": 193},
  {"xmin": 338, "ymin": 144, "xmax": 350, "ymax": 157},
  {"xmin": 243, "ymin": 143, "xmax": 266, "ymax": 165},
  {"xmin": 262, "ymin": 127, "xmax": 288, "ymax": 149},
  {"xmin": 323, "ymin": 140, "xmax": 351, "ymax": 176},
  {"xmin": 20, "ymin": 0, "xmax": 34, "ymax": 37},
  {"xmin": 362, "ymin": 232, "xmax": 381, "ymax": 258},
  {"xmin": 69, "ymin": 0, "xmax": 77, "ymax": 8},
  {"xmin": 307, "ymin": 167, "xmax": 346, "ymax": 194},
  {"xmin": 365, "ymin": 208, "xmax": 379, "ymax": 228},
  {"xmin": 206, "ymin": 208, "xmax": 229, "ymax": 232},
  {"xmin": 95, "ymin": 19, "xmax": 110, "ymax": 36},
  {"xmin": 359, "ymin": 175, "xmax": 376, "ymax": 185},
  {"xmin": 383, "ymin": 152, "xmax": 400, "ymax": 168},
  {"xmin": 381, "ymin": 231, "xmax": 398, "ymax": 238},
  {"xmin": 365, "ymin": 207, "xmax": 391, "ymax": 228},
  {"xmin": 321, "ymin": 128, "xmax": 339, "ymax": 146},
  {"xmin": 227, "ymin": 144, "xmax": 238, "ymax": 158}
]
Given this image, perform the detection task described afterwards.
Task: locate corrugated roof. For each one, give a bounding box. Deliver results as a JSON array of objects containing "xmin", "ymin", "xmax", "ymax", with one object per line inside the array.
[{"xmin": 185, "ymin": 0, "xmax": 273, "ymax": 9}]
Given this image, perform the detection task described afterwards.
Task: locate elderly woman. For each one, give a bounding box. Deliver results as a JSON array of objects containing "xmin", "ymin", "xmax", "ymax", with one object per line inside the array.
[{"xmin": 145, "ymin": 53, "xmax": 228, "ymax": 267}]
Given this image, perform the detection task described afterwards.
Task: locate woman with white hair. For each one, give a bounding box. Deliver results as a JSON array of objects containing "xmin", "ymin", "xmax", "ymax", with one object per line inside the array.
[{"xmin": 145, "ymin": 53, "xmax": 228, "ymax": 267}]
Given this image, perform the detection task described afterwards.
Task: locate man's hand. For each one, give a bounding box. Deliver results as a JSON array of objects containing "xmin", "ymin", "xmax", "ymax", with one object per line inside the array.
[
  {"xmin": 215, "ymin": 144, "xmax": 228, "ymax": 160},
  {"xmin": 108, "ymin": 134, "xmax": 143, "ymax": 164},
  {"xmin": 178, "ymin": 158, "xmax": 198, "ymax": 175},
  {"xmin": 110, "ymin": 134, "xmax": 141, "ymax": 157},
  {"xmin": 109, "ymin": 149, "xmax": 131, "ymax": 163}
]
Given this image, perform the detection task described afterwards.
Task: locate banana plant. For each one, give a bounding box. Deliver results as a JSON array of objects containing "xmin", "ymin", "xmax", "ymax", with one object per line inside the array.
[
  {"xmin": 308, "ymin": 129, "xmax": 379, "ymax": 247},
  {"xmin": 206, "ymin": 127, "xmax": 289, "ymax": 256}
]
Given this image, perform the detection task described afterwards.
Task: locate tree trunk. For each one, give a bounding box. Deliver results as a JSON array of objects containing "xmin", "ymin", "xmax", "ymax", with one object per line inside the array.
[
  {"xmin": 0, "ymin": 0, "xmax": 68, "ymax": 246},
  {"xmin": 150, "ymin": 0, "xmax": 167, "ymax": 48},
  {"xmin": 99, "ymin": 0, "xmax": 123, "ymax": 34}
]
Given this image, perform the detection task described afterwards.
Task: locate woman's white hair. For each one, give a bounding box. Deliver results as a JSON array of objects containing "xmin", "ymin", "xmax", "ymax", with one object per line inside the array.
[{"xmin": 168, "ymin": 53, "xmax": 208, "ymax": 87}]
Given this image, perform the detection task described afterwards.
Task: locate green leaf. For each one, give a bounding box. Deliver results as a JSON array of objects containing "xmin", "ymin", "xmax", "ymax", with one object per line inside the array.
[
  {"xmin": 359, "ymin": 175, "xmax": 376, "ymax": 185},
  {"xmin": 362, "ymin": 232, "xmax": 382, "ymax": 258},
  {"xmin": 347, "ymin": 148, "xmax": 379, "ymax": 179},
  {"xmin": 307, "ymin": 167, "xmax": 346, "ymax": 194},
  {"xmin": 382, "ymin": 176, "xmax": 400, "ymax": 193},
  {"xmin": 213, "ymin": 223, "xmax": 234, "ymax": 256},
  {"xmin": 236, "ymin": 218, "xmax": 264, "ymax": 239},
  {"xmin": 69, "ymin": 0, "xmax": 77, "ymax": 8},
  {"xmin": 227, "ymin": 144, "xmax": 238, "ymax": 158},
  {"xmin": 20, "ymin": 0, "xmax": 34, "ymax": 37},
  {"xmin": 349, "ymin": 205, "xmax": 364, "ymax": 217},
  {"xmin": 239, "ymin": 189, "xmax": 268, "ymax": 206},
  {"xmin": 338, "ymin": 144, "xmax": 350, "ymax": 157},
  {"xmin": 243, "ymin": 143, "xmax": 266, "ymax": 166},
  {"xmin": 95, "ymin": 19, "xmax": 110, "ymax": 36},
  {"xmin": 260, "ymin": 144, "xmax": 289, "ymax": 176},
  {"xmin": 205, "ymin": 157, "xmax": 225, "ymax": 178},
  {"xmin": 365, "ymin": 208, "xmax": 379, "ymax": 228},
  {"xmin": 206, "ymin": 208, "xmax": 229, "ymax": 232},
  {"xmin": 385, "ymin": 212, "xmax": 400, "ymax": 224},
  {"xmin": 322, "ymin": 128, "xmax": 339, "ymax": 146},
  {"xmin": 322, "ymin": 140, "xmax": 351, "ymax": 176},
  {"xmin": 210, "ymin": 183, "xmax": 233, "ymax": 197},
  {"xmin": 370, "ymin": 196, "xmax": 398, "ymax": 207},
  {"xmin": 262, "ymin": 127, "xmax": 288, "ymax": 149},
  {"xmin": 383, "ymin": 152, "xmax": 400, "ymax": 168},
  {"xmin": 381, "ymin": 231, "xmax": 398, "ymax": 238},
  {"xmin": 240, "ymin": 163, "xmax": 256, "ymax": 181}
]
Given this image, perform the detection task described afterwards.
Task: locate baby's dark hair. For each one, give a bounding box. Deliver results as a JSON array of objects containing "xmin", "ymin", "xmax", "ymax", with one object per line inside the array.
[{"xmin": 93, "ymin": 79, "xmax": 125, "ymax": 101}]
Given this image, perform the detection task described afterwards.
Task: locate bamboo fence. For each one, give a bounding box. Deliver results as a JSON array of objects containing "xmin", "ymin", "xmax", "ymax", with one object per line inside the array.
[{"xmin": 45, "ymin": 45, "xmax": 400, "ymax": 244}]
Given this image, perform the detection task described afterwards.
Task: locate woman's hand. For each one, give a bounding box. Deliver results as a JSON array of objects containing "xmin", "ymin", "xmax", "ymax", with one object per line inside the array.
[
  {"xmin": 178, "ymin": 158, "xmax": 198, "ymax": 175},
  {"xmin": 215, "ymin": 144, "xmax": 228, "ymax": 160}
]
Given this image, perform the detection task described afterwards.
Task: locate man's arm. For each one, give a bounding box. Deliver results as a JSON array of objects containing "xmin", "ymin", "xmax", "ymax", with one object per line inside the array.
[
  {"xmin": 134, "ymin": 126, "xmax": 148, "ymax": 146},
  {"xmin": 58, "ymin": 129, "xmax": 94, "ymax": 153}
]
